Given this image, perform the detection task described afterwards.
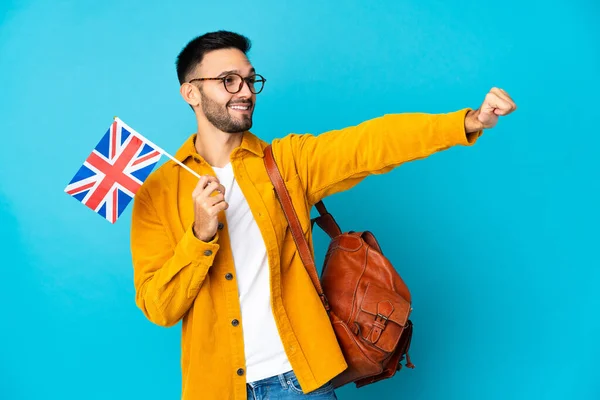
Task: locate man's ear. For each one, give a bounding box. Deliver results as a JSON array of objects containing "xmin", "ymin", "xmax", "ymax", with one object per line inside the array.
[{"xmin": 180, "ymin": 83, "xmax": 200, "ymax": 107}]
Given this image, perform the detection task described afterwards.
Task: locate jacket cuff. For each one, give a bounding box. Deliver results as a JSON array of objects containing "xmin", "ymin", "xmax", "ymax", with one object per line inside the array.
[
  {"xmin": 439, "ymin": 108, "xmax": 483, "ymax": 146},
  {"xmin": 177, "ymin": 223, "xmax": 220, "ymax": 265}
]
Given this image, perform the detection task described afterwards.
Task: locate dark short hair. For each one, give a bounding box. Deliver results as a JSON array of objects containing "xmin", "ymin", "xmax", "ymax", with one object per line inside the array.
[{"xmin": 176, "ymin": 31, "xmax": 252, "ymax": 84}]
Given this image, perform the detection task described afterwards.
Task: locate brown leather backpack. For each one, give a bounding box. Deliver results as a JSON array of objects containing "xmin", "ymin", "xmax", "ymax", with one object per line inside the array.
[{"xmin": 264, "ymin": 146, "xmax": 415, "ymax": 389}]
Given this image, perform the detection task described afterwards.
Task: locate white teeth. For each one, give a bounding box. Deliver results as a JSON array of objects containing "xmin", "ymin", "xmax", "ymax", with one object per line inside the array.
[{"xmin": 230, "ymin": 105, "xmax": 250, "ymax": 110}]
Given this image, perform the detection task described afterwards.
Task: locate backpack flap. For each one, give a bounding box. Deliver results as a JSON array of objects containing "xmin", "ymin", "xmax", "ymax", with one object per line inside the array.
[{"xmin": 356, "ymin": 282, "xmax": 412, "ymax": 353}]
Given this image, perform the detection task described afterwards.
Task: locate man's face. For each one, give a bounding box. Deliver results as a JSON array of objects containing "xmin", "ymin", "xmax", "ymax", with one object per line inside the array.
[{"xmin": 192, "ymin": 48, "xmax": 257, "ymax": 133}]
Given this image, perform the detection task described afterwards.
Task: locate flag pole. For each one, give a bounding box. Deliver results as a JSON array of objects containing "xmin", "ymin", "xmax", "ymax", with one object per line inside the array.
[{"xmin": 114, "ymin": 117, "xmax": 202, "ymax": 180}]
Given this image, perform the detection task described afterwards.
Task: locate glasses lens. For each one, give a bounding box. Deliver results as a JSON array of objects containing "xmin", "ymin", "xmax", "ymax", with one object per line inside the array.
[
  {"xmin": 247, "ymin": 75, "xmax": 265, "ymax": 94},
  {"xmin": 223, "ymin": 74, "xmax": 243, "ymax": 93}
]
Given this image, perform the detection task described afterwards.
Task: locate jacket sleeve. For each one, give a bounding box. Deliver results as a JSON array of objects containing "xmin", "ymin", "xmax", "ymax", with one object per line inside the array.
[
  {"xmin": 276, "ymin": 108, "xmax": 482, "ymax": 205},
  {"xmin": 130, "ymin": 186, "xmax": 220, "ymax": 327}
]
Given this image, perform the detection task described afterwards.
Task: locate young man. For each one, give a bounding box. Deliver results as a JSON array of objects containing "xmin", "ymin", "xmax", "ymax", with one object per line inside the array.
[{"xmin": 130, "ymin": 31, "xmax": 516, "ymax": 400}]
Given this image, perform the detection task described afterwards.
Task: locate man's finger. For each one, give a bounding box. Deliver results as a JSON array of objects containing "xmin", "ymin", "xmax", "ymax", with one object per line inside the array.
[
  {"xmin": 205, "ymin": 193, "xmax": 226, "ymax": 208},
  {"xmin": 214, "ymin": 200, "xmax": 229, "ymax": 212},
  {"xmin": 202, "ymin": 181, "xmax": 226, "ymax": 197},
  {"xmin": 490, "ymin": 88, "xmax": 517, "ymax": 110},
  {"xmin": 485, "ymin": 93, "xmax": 515, "ymax": 116},
  {"xmin": 193, "ymin": 176, "xmax": 223, "ymax": 198},
  {"xmin": 192, "ymin": 175, "xmax": 209, "ymax": 198}
]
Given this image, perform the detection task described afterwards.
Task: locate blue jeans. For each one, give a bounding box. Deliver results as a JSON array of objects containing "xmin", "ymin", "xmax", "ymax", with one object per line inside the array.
[{"xmin": 246, "ymin": 370, "xmax": 337, "ymax": 399}]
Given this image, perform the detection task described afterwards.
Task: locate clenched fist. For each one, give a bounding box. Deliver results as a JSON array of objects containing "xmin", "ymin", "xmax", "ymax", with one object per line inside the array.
[
  {"xmin": 191, "ymin": 175, "xmax": 228, "ymax": 242},
  {"xmin": 465, "ymin": 87, "xmax": 517, "ymax": 133}
]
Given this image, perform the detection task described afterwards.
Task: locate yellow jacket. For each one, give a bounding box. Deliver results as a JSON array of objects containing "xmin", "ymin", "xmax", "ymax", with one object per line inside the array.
[{"xmin": 130, "ymin": 109, "xmax": 481, "ymax": 399}]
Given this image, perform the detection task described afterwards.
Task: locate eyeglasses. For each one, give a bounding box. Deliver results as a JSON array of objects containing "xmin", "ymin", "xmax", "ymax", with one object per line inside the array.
[{"xmin": 188, "ymin": 73, "xmax": 266, "ymax": 94}]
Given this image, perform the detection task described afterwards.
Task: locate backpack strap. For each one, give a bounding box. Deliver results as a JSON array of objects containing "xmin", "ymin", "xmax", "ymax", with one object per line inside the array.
[
  {"xmin": 264, "ymin": 145, "xmax": 330, "ymax": 311},
  {"xmin": 311, "ymin": 201, "xmax": 342, "ymax": 239}
]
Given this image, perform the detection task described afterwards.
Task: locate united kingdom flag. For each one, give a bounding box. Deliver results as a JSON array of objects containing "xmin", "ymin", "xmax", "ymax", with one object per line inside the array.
[{"xmin": 65, "ymin": 118, "xmax": 162, "ymax": 223}]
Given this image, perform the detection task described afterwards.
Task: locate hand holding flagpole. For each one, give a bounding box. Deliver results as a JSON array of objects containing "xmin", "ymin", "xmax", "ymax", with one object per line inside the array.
[{"xmin": 114, "ymin": 118, "xmax": 228, "ymax": 240}]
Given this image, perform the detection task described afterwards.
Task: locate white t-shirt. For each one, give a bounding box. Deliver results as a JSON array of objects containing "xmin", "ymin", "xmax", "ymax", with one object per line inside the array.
[{"xmin": 212, "ymin": 162, "xmax": 292, "ymax": 383}]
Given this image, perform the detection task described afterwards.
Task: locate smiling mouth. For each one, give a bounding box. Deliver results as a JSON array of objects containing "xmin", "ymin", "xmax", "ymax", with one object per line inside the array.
[{"xmin": 228, "ymin": 103, "xmax": 252, "ymax": 112}]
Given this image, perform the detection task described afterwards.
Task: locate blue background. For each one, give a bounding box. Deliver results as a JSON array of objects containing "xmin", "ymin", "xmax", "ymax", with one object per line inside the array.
[{"xmin": 1, "ymin": 0, "xmax": 598, "ymax": 399}]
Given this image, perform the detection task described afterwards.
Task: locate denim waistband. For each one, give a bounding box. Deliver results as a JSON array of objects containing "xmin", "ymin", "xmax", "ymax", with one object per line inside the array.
[{"xmin": 247, "ymin": 370, "xmax": 295, "ymax": 389}]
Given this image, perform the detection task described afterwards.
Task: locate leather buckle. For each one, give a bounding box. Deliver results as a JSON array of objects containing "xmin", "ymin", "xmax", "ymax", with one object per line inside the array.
[
  {"xmin": 364, "ymin": 313, "xmax": 390, "ymax": 344},
  {"xmin": 376, "ymin": 313, "xmax": 389, "ymax": 325}
]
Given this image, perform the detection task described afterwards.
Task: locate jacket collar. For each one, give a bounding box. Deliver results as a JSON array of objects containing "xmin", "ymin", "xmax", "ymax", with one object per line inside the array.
[{"xmin": 173, "ymin": 130, "xmax": 265, "ymax": 165}]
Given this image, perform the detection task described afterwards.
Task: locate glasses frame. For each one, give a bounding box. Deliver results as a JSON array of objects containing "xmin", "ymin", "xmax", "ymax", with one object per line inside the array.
[{"xmin": 188, "ymin": 73, "xmax": 266, "ymax": 94}]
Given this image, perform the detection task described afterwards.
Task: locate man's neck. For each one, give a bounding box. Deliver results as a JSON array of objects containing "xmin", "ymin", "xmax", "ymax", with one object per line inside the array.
[{"xmin": 194, "ymin": 119, "xmax": 243, "ymax": 168}]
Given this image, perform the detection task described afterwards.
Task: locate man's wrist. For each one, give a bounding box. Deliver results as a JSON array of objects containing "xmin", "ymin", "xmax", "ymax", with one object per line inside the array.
[
  {"xmin": 192, "ymin": 224, "xmax": 214, "ymax": 242},
  {"xmin": 465, "ymin": 109, "xmax": 484, "ymax": 134}
]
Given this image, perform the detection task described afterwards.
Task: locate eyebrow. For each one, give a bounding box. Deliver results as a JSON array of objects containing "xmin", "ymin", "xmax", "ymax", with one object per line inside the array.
[{"xmin": 217, "ymin": 67, "xmax": 256, "ymax": 77}]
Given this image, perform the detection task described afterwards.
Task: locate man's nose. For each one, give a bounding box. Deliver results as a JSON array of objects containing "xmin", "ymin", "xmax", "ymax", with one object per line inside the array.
[{"xmin": 237, "ymin": 79, "xmax": 253, "ymax": 97}]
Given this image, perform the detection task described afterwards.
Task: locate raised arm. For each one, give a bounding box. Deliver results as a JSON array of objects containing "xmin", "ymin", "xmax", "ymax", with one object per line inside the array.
[{"xmin": 276, "ymin": 88, "xmax": 516, "ymax": 205}]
